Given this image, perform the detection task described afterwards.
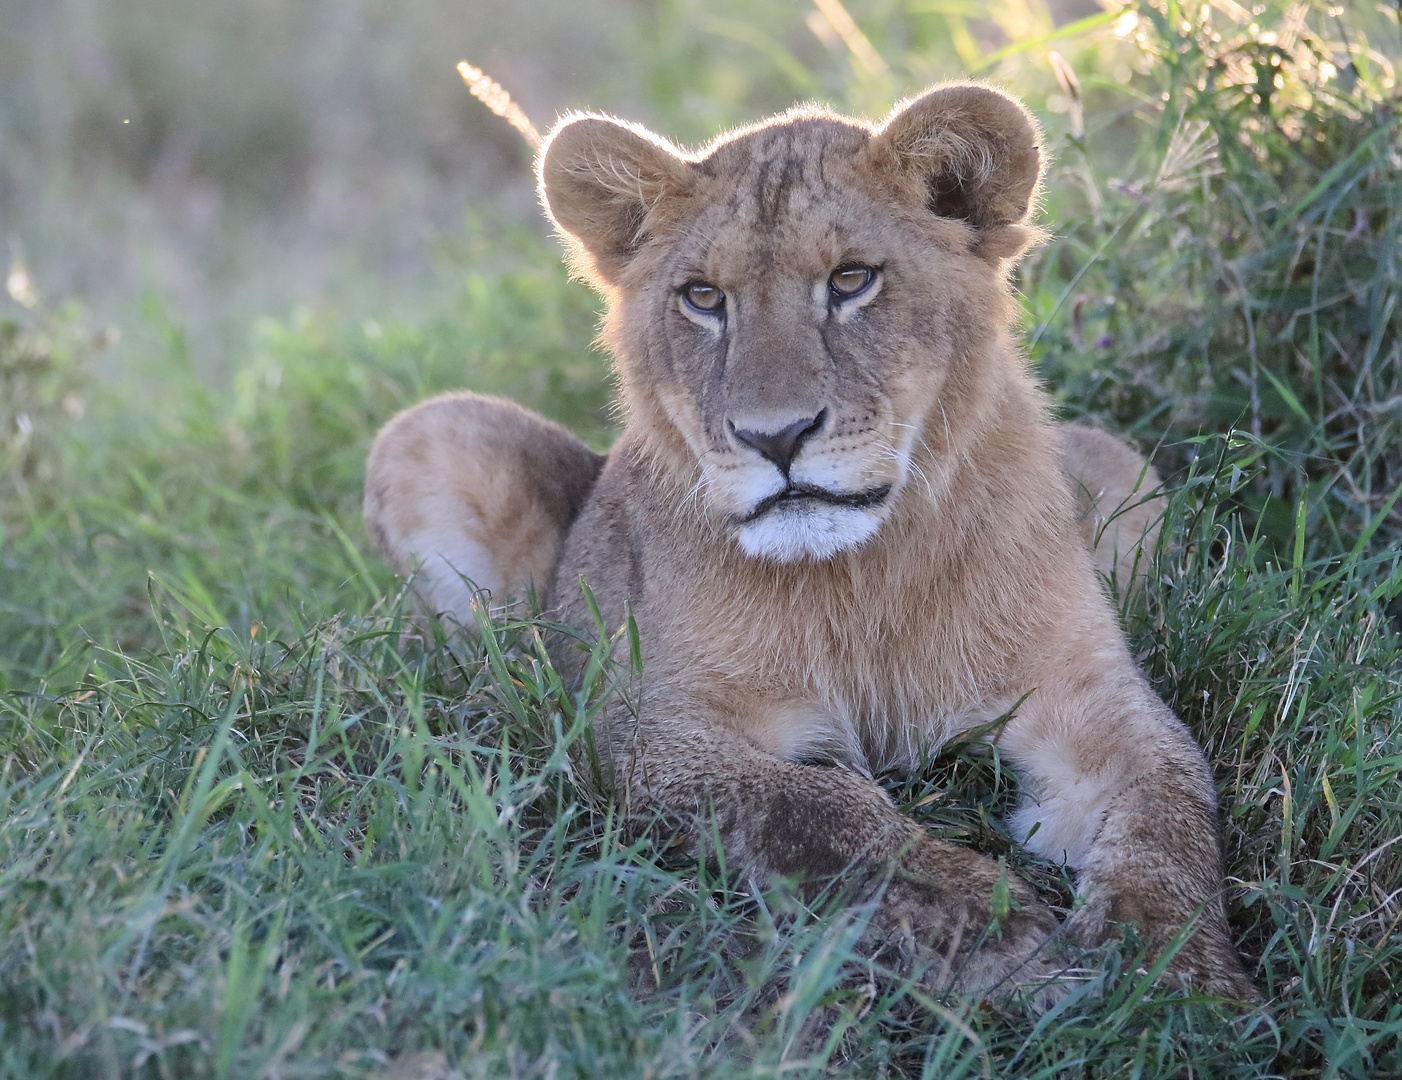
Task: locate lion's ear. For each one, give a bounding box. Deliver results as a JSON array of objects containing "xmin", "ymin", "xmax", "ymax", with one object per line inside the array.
[
  {"xmin": 869, "ymin": 84, "xmax": 1042, "ymax": 249},
  {"xmin": 538, "ymin": 114, "xmax": 693, "ymax": 284}
]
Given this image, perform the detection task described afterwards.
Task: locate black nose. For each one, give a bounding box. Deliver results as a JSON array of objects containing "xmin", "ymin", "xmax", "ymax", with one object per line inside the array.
[{"xmin": 729, "ymin": 409, "xmax": 827, "ymax": 475}]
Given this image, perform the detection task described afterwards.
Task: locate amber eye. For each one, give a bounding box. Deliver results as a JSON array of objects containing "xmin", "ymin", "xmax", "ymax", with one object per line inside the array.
[
  {"xmin": 682, "ymin": 282, "xmax": 725, "ymax": 313},
  {"xmin": 829, "ymin": 265, "xmax": 876, "ymax": 298}
]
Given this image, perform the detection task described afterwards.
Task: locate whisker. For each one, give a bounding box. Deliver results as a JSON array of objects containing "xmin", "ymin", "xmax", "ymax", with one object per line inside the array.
[
  {"xmin": 890, "ymin": 420, "xmax": 939, "ymax": 469},
  {"xmin": 875, "ymin": 442, "xmax": 934, "ymax": 499},
  {"xmin": 678, "ymin": 471, "xmax": 710, "ymax": 513}
]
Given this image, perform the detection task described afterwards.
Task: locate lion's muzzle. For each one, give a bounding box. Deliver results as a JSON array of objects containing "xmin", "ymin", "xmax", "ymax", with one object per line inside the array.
[{"xmin": 708, "ymin": 406, "xmax": 906, "ymax": 562}]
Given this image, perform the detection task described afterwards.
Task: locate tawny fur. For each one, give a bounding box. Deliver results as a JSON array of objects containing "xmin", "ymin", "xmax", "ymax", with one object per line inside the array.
[{"xmin": 363, "ymin": 82, "xmax": 1253, "ymax": 1003}]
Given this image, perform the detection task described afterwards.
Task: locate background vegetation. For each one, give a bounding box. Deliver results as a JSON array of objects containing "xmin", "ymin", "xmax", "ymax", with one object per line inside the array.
[{"xmin": 2, "ymin": 0, "xmax": 1400, "ymax": 1076}]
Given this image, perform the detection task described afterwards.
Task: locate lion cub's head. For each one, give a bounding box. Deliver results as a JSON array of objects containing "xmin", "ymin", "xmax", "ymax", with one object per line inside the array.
[{"xmin": 539, "ymin": 85, "xmax": 1042, "ymax": 562}]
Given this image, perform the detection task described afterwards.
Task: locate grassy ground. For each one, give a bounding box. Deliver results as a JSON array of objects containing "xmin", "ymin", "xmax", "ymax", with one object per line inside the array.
[{"xmin": 3, "ymin": 1, "xmax": 1402, "ymax": 1076}]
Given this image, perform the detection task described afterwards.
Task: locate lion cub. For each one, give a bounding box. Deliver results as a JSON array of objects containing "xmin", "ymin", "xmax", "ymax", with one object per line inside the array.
[{"xmin": 365, "ymin": 84, "xmax": 1256, "ymax": 1001}]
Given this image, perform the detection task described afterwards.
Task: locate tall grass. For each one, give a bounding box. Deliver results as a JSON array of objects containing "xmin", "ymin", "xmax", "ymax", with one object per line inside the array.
[{"xmin": 2, "ymin": 0, "xmax": 1401, "ymax": 1076}]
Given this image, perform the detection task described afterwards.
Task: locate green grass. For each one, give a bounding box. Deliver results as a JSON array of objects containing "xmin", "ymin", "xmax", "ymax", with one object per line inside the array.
[
  {"xmin": 3, "ymin": 1, "xmax": 1401, "ymax": 1076},
  {"xmin": 3, "ymin": 427, "xmax": 1399, "ymax": 1077}
]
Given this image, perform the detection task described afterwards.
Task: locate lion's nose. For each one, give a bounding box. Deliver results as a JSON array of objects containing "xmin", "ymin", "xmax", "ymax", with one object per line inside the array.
[{"xmin": 728, "ymin": 409, "xmax": 827, "ymax": 475}]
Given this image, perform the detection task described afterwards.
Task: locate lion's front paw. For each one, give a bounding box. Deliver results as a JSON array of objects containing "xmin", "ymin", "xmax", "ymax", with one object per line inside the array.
[
  {"xmin": 870, "ymin": 839, "xmax": 1068, "ymax": 1006},
  {"xmin": 1066, "ymin": 892, "xmax": 1262, "ymax": 1004},
  {"xmin": 931, "ymin": 903, "xmax": 1070, "ymax": 1011}
]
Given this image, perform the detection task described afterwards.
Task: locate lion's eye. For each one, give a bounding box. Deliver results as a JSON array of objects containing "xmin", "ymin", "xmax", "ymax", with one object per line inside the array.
[
  {"xmin": 829, "ymin": 266, "xmax": 875, "ymax": 299},
  {"xmin": 682, "ymin": 282, "xmax": 725, "ymax": 314}
]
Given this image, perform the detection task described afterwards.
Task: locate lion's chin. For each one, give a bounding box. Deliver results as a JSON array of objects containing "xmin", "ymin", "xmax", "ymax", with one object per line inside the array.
[{"xmin": 733, "ymin": 500, "xmax": 887, "ymax": 562}]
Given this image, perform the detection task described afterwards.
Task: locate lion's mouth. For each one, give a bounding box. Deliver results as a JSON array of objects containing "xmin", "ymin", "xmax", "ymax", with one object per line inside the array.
[{"xmin": 735, "ymin": 483, "xmax": 892, "ymax": 524}]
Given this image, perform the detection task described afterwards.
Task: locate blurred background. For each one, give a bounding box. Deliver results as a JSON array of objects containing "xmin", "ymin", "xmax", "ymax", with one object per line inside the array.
[
  {"xmin": 5, "ymin": 0, "xmax": 1391, "ymax": 377},
  {"xmin": 1, "ymin": 0, "xmax": 1399, "ymax": 679},
  {"xmin": 1, "ymin": 0, "xmax": 1189, "ymax": 374}
]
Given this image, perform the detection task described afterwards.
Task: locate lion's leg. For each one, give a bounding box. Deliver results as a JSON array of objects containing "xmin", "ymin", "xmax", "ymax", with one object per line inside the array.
[
  {"xmin": 363, "ymin": 392, "xmax": 604, "ymax": 623},
  {"xmin": 608, "ymin": 701, "xmax": 1064, "ymax": 1002},
  {"xmin": 1044, "ymin": 434, "xmax": 1257, "ymax": 994},
  {"xmin": 999, "ymin": 659, "xmax": 1258, "ymax": 1001},
  {"xmin": 1056, "ymin": 423, "xmax": 1164, "ymax": 595}
]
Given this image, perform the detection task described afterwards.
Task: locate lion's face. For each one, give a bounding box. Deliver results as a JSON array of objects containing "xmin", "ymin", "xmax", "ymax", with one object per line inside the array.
[
  {"xmin": 540, "ymin": 86, "xmax": 1042, "ymax": 562},
  {"xmin": 635, "ymin": 122, "xmax": 984, "ymax": 562}
]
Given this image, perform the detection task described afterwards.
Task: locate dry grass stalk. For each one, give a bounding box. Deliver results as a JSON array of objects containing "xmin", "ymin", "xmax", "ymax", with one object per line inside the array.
[{"xmin": 456, "ymin": 61, "xmax": 542, "ymax": 150}]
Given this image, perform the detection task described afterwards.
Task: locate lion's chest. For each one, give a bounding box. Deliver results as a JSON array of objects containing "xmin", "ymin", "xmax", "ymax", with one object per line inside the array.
[{"xmin": 653, "ymin": 572, "xmax": 1028, "ymax": 773}]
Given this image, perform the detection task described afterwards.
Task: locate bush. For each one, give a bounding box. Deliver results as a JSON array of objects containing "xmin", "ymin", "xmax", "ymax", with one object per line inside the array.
[{"xmin": 1024, "ymin": 2, "xmax": 1401, "ymax": 555}]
